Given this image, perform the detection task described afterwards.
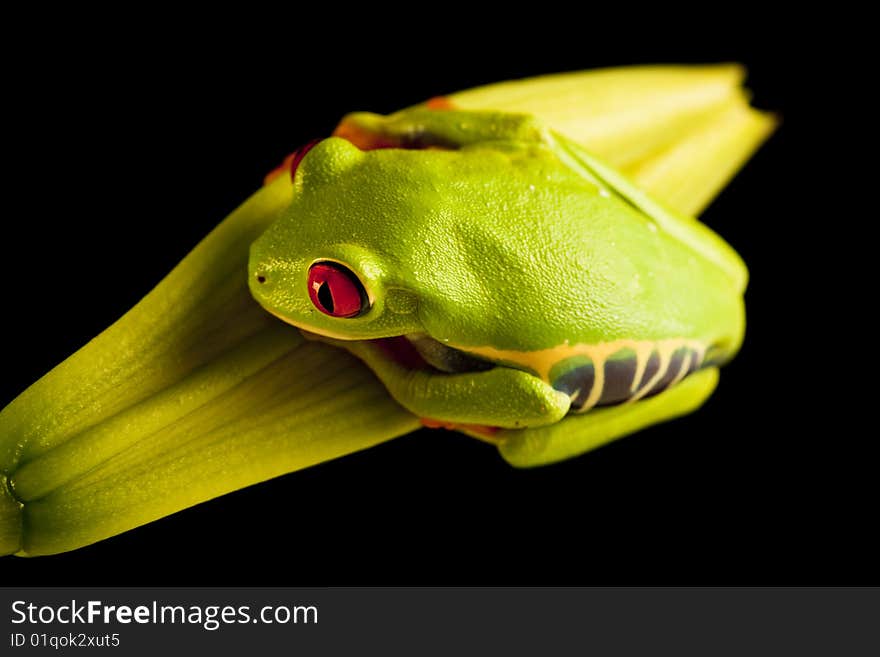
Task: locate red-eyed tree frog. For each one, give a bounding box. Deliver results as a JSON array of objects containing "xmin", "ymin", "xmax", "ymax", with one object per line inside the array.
[{"xmin": 247, "ymin": 105, "xmax": 746, "ymax": 462}]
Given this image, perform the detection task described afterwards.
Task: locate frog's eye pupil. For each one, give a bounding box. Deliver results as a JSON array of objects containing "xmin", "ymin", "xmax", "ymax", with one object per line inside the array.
[
  {"xmin": 290, "ymin": 139, "xmax": 320, "ymax": 181},
  {"xmin": 316, "ymin": 281, "xmax": 334, "ymax": 314},
  {"xmin": 308, "ymin": 262, "xmax": 366, "ymax": 318}
]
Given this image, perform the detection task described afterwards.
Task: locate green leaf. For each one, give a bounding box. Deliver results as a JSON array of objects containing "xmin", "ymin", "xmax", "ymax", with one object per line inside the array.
[{"xmin": 0, "ymin": 177, "xmax": 419, "ymax": 556}]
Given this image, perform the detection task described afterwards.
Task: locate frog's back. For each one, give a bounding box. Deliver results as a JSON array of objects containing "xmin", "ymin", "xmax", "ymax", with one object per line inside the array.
[{"xmin": 389, "ymin": 146, "xmax": 745, "ymax": 356}]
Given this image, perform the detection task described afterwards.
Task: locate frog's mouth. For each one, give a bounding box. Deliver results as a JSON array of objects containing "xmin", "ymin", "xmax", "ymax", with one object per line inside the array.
[{"xmin": 370, "ymin": 336, "xmax": 433, "ymax": 370}]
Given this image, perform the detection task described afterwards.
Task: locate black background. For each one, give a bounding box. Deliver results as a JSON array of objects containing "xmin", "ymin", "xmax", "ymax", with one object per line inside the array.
[{"xmin": 2, "ymin": 17, "xmax": 864, "ymax": 586}]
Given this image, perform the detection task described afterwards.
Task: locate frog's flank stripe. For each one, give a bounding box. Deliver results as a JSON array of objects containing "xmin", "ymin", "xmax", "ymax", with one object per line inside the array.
[
  {"xmin": 581, "ymin": 355, "xmax": 606, "ymax": 410},
  {"xmin": 628, "ymin": 345, "xmax": 676, "ymax": 404},
  {"xmin": 630, "ymin": 342, "xmax": 655, "ymax": 393},
  {"xmin": 598, "ymin": 356, "xmax": 639, "ymax": 406},
  {"xmin": 553, "ymin": 362, "xmax": 595, "ymax": 409},
  {"xmin": 453, "ymin": 338, "xmax": 707, "ymax": 413},
  {"xmin": 668, "ymin": 351, "xmax": 694, "ymax": 389}
]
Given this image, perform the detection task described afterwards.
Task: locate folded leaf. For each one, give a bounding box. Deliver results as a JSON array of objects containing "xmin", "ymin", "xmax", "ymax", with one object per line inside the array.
[
  {"xmin": 449, "ymin": 64, "xmax": 744, "ymax": 167},
  {"xmin": 624, "ymin": 92, "xmax": 777, "ymax": 216},
  {"xmin": 0, "ymin": 176, "xmax": 420, "ymax": 556},
  {"xmin": 447, "ymin": 64, "xmax": 775, "ymax": 216},
  {"xmin": 19, "ymin": 336, "xmax": 418, "ymax": 556}
]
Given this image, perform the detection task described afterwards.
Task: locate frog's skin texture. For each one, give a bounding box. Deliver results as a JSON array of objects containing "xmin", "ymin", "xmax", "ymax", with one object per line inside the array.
[{"xmin": 249, "ymin": 107, "xmax": 746, "ymax": 448}]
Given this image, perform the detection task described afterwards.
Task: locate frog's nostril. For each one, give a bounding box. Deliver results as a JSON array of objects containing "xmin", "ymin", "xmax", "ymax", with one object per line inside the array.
[{"xmin": 256, "ymin": 273, "xmax": 267, "ymax": 285}]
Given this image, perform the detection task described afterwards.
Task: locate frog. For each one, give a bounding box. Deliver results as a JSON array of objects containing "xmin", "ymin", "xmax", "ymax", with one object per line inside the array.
[{"xmin": 248, "ymin": 105, "xmax": 747, "ymax": 462}]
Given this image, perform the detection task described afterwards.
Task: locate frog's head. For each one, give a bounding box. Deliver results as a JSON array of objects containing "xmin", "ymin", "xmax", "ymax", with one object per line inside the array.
[{"xmin": 249, "ymin": 137, "xmax": 442, "ymax": 341}]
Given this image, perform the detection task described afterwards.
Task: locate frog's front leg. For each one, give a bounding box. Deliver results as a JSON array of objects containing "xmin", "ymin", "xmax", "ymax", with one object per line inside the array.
[{"xmin": 313, "ymin": 336, "xmax": 571, "ymax": 430}]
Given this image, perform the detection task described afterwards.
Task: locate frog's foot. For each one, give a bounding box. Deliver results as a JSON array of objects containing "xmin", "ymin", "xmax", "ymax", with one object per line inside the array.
[{"xmin": 303, "ymin": 332, "xmax": 571, "ymax": 431}]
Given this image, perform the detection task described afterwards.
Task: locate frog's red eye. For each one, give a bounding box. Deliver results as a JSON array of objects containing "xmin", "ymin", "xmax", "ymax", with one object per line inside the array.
[
  {"xmin": 307, "ymin": 262, "xmax": 368, "ymax": 318},
  {"xmin": 289, "ymin": 139, "xmax": 320, "ymax": 181}
]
